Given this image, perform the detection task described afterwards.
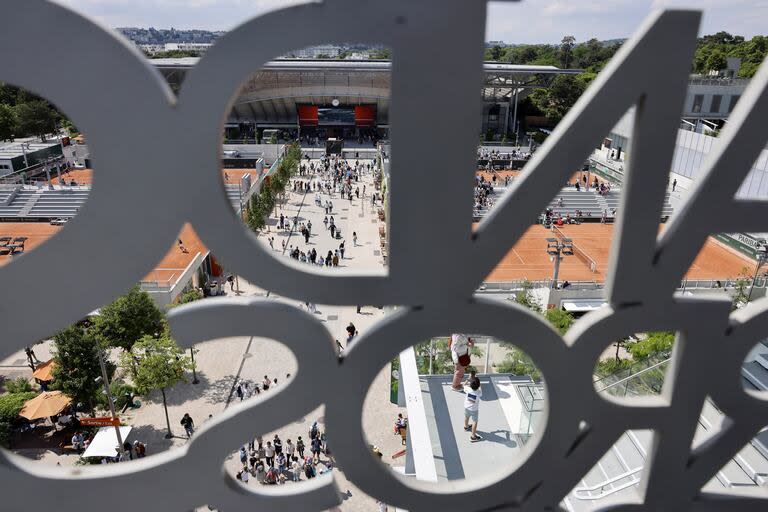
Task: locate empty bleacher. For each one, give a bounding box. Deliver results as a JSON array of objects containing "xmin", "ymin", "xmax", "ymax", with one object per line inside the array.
[
  {"xmin": 26, "ymin": 190, "xmax": 90, "ymax": 219},
  {"xmin": 602, "ymin": 190, "xmax": 674, "ymax": 221}
]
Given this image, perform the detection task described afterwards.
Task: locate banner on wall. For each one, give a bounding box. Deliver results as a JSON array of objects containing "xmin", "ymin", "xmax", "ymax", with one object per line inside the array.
[
  {"xmin": 355, "ymin": 105, "xmax": 376, "ymax": 126},
  {"xmin": 298, "ymin": 105, "xmax": 318, "ymax": 126}
]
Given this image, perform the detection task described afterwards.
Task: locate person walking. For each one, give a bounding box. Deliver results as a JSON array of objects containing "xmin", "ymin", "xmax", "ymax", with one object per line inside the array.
[
  {"xmin": 265, "ymin": 441, "xmax": 275, "ymax": 467},
  {"xmin": 180, "ymin": 413, "xmax": 195, "ymax": 438},
  {"xmin": 339, "ymin": 241, "xmax": 345, "ymax": 259},
  {"xmin": 352, "ymin": 232, "xmax": 357, "ymax": 246},
  {"xmin": 239, "ymin": 446, "xmax": 248, "ymax": 466},
  {"xmin": 672, "ymin": 178, "xmax": 677, "ymax": 192},
  {"xmin": 463, "ymin": 377, "xmax": 483, "ymax": 441},
  {"xmin": 449, "ymin": 334, "xmax": 473, "ymax": 392},
  {"xmin": 296, "ymin": 436, "xmax": 305, "ymax": 459},
  {"xmin": 311, "ymin": 436, "xmax": 322, "ymax": 462}
]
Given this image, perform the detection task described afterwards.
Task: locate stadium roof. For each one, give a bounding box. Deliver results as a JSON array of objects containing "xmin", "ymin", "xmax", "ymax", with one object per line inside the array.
[
  {"xmin": 153, "ymin": 59, "xmax": 583, "ymax": 124},
  {"xmin": 151, "ymin": 58, "xmax": 581, "ymax": 76}
]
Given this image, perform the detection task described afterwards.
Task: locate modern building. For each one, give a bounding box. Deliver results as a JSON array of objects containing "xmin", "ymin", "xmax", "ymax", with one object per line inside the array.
[
  {"xmin": 286, "ymin": 45, "xmax": 343, "ymax": 59},
  {"xmin": 152, "ymin": 58, "xmax": 582, "ymax": 139},
  {"xmin": 0, "ymin": 141, "xmax": 64, "ymax": 176}
]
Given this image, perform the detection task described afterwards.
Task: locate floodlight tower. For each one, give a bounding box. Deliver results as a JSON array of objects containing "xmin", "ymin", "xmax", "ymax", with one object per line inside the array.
[{"xmin": 546, "ymin": 237, "xmax": 574, "ymax": 289}]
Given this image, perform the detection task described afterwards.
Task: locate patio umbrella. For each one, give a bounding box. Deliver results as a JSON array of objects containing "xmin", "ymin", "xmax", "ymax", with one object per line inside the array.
[
  {"xmin": 32, "ymin": 360, "xmax": 55, "ymax": 382},
  {"xmin": 19, "ymin": 391, "xmax": 72, "ymax": 420}
]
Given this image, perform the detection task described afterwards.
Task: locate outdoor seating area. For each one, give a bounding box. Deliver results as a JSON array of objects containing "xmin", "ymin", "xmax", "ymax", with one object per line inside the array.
[{"xmin": 0, "ymin": 236, "xmax": 26, "ymax": 255}]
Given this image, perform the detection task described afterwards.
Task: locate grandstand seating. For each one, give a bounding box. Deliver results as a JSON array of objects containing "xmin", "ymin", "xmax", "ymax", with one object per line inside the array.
[
  {"xmin": 602, "ymin": 190, "xmax": 675, "ymax": 221},
  {"xmin": 0, "ymin": 186, "xmax": 246, "ymax": 221},
  {"xmin": 474, "ymin": 182, "xmax": 675, "ymax": 222}
]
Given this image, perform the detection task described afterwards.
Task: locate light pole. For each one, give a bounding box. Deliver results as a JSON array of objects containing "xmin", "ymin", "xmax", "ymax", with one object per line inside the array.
[
  {"xmin": 96, "ymin": 344, "xmax": 123, "ymax": 448},
  {"xmin": 20, "ymin": 142, "xmax": 30, "ymax": 169},
  {"xmin": 546, "ymin": 237, "xmax": 574, "ymax": 289},
  {"xmin": 746, "ymin": 240, "xmax": 768, "ymax": 303},
  {"xmin": 190, "ymin": 347, "xmax": 199, "ymax": 384}
]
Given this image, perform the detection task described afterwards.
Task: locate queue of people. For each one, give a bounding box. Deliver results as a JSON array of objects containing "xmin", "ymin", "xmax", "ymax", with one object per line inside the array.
[{"xmin": 234, "ymin": 420, "xmax": 334, "ymax": 485}]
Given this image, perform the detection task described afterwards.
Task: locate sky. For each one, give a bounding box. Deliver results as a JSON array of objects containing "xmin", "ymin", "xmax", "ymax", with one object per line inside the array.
[{"xmin": 51, "ymin": 0, "xmax": 768, "ymax": 44}]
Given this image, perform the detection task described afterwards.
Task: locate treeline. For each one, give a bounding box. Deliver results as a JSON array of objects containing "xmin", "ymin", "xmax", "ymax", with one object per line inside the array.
[
  {"xmin": 693, "ymin": 32, "xmax": 768, "ymax": 78},
  {"xmin": 0, "ymin": 83, "xmax": 69, "ymax": 142},
  {"xmin": 485, "ymin": 32, "xmax": 768, "ymax": 129},
  {"xmin": 245, "ymin": 142, "xmax": 302, "ymax": 232}
]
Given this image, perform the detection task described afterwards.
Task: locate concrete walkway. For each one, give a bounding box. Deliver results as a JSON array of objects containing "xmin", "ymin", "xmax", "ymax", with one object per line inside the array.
[{"xmin": 1, "ymin": 158, "xmax": 403, "ymax": 511}]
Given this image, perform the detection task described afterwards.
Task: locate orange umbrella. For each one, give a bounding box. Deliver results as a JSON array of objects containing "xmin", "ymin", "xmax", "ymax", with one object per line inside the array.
[
  {"xmin": 32, "ymin": 360, "xmax": 55, "ymax": 382},
  {"xmin": 19, "ymin": 391, "xmax": 72, "ymax": 420}
]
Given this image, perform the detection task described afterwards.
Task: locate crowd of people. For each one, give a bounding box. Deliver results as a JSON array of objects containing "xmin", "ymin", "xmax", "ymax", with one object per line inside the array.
[
  {"xmin": 271, "ymin": 154, "xmax": 376, "ymax": 269},
  {"xmin": 477, "ymin": 148, "xmax": 533, "ymax": 162},
  {"xmin": 234, "ymin": 420, "xmax": 334, "ymax": 485},
  {"xmin": 474, "ymin": 174, "xmax": 497, "ymax": 215}
]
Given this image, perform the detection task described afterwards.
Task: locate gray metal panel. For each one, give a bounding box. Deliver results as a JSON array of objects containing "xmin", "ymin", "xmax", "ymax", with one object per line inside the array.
[{"xmin": 0, "ymin": 2, "xmax": 767, "ymax": 512}]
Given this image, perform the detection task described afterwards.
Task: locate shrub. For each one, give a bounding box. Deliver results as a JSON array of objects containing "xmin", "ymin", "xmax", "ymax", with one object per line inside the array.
[
  {"xmin": 5, "ymin": 377, "xmax": 33, "ymax": 394},
  {"xmin": 96, "ymin": 380, "xmax": 135, "ymax": 411},
  {"xmin": 0, "ymin": 392, "xmax": 38, "ymax": 423}
]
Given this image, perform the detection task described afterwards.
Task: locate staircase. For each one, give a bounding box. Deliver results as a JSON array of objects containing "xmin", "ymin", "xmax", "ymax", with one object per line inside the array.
[
  {"xmin": 17, "ymin": 189, "xmax": 44, "ymax": 217},
  {"xmin": 566, "ymin": 352, "xmax": 768, "ymax": 510}
]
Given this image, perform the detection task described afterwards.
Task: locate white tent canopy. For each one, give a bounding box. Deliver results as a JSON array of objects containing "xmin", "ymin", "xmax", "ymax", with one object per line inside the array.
[
  {"xmin": 561, "ymin": 299, "xmax": 607, "ymax": 312},
  {"xmin": 82, "ymin": 426, "xmax": 132, "ymax": 458}
]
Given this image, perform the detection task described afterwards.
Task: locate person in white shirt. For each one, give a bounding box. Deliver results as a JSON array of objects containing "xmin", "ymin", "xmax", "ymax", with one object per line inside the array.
[
  {"xmin": 463, "ymin": 377, "xmax": 482, "ymax": 441},
  {"xmin": 449, "ymin": 333, "xmax": 474, "ymax": 391}
]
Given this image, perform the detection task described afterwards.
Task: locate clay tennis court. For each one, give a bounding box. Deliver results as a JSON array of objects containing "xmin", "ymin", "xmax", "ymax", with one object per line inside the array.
[
  {"xmin": 0, "ymin": 222, "xmax": 208, "ymax": 286},
  {"xmin": 51, "ymin": 168, "xmax": 94, "ymax": 185},
  {"xmin": 484, "ymin": 223, "xmax": 755, "ymax": 282},
  {"xmin": 51, "ymin": 169, "xmax": 259, "ymax": 186}
]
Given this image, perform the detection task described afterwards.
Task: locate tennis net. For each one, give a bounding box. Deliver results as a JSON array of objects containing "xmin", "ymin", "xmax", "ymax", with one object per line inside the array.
[{"xmin": 552, "ymin": 226, "xmax": 598, "ymax": 273}]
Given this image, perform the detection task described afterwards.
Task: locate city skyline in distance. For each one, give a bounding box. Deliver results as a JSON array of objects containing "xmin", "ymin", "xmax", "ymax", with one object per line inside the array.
[{"xmin": 50, "ymin": 0, "xmax": 767, "ymax": 45}]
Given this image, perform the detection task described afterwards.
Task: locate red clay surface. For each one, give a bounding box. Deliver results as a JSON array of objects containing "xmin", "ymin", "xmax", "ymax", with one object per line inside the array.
[
  {"xmin": 0, "ymin": 223, "xmax": 208, "ymax": 286},
  {"xmin": 52, "ymin": 169, "xmax": 259, "ymax": 186},
  {"xmin": 51, "ymin": 169, "xmax": 94, "ymax": 185},
  {"xmin": 484, "ymin": 223, "xmax": 755, "ymax": 283}
]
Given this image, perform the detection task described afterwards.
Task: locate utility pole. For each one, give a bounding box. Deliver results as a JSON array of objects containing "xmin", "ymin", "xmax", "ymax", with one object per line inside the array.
[{"xmin": 97, "ymin": 344, "xmax": 123, "ymax": 448}]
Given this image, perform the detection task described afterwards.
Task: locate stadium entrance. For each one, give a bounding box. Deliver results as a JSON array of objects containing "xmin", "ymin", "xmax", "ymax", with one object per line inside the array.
[{"xmin": 298, "ymin": 104, "xmax": 380, "ymax": 145}]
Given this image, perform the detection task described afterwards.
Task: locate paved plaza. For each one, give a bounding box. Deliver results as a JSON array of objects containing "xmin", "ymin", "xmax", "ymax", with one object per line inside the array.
[{"xmin": 0, "ymin": 158, "xmax": 405, "ymax": 511}]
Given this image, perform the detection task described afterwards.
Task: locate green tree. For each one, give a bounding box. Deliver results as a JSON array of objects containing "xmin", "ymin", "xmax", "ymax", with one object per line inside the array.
[
  {"xmin": 496, "ymin": 348, "xmax": 542, "ymax": 381},
  {"xmin": 560, "ymin": 35, "xmax": 576, "ymax": 68},
  {"xmin": 705, "ymin": 49, "xmax": 728, "ymax": 73},
  {"xmin": 15, "ymin": 100, "xmax": 57, "ymax": 141},
  {"xmin": 730, "ymin": 269, "xmax": 752, "ymax": 310},
  {"xmin": 487, "ymin": 45, "xmax": 504, "ymax": 61},
  {"xmin": 544, "ymin": 308, "xmax": 574, "ymax": 335},
  {"xmin": 51, "ymin": 325, "xmax": 105, "ymax": 411},
  {"xmin": 0, "ymin": 391, "xmax": 38, "ymax": 447},
  {"xmin": 93, "ymin": 286, "xmax": 165, "ymax": 351},
  {"xmin": 0, "ymin": 391, "xmax": 42, "ymax": 421},
  {"xmin": 0, "ymin": 104, "xmax": 17, "ymax": 141},
  {"xmin": 514, "ymin": 280, "xmax": 542, "ymax": 313},
  {"xmin": 414, "ymin": 337, "xmax": 484, "ymax": 375},
  {"xmin": 370, "ymin": 48, "xmax": 392, "ymax": 60},
  {"xmin": 530, "ymin": 74, "xmax": 589, "ymax": 124},
  {"xmin": 626, "ymin": 331, "xmax": 675, "ymax": 361},
  {"xmin": 121, "ymin": 334, "xmax": 193, "ymax": 438}
]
